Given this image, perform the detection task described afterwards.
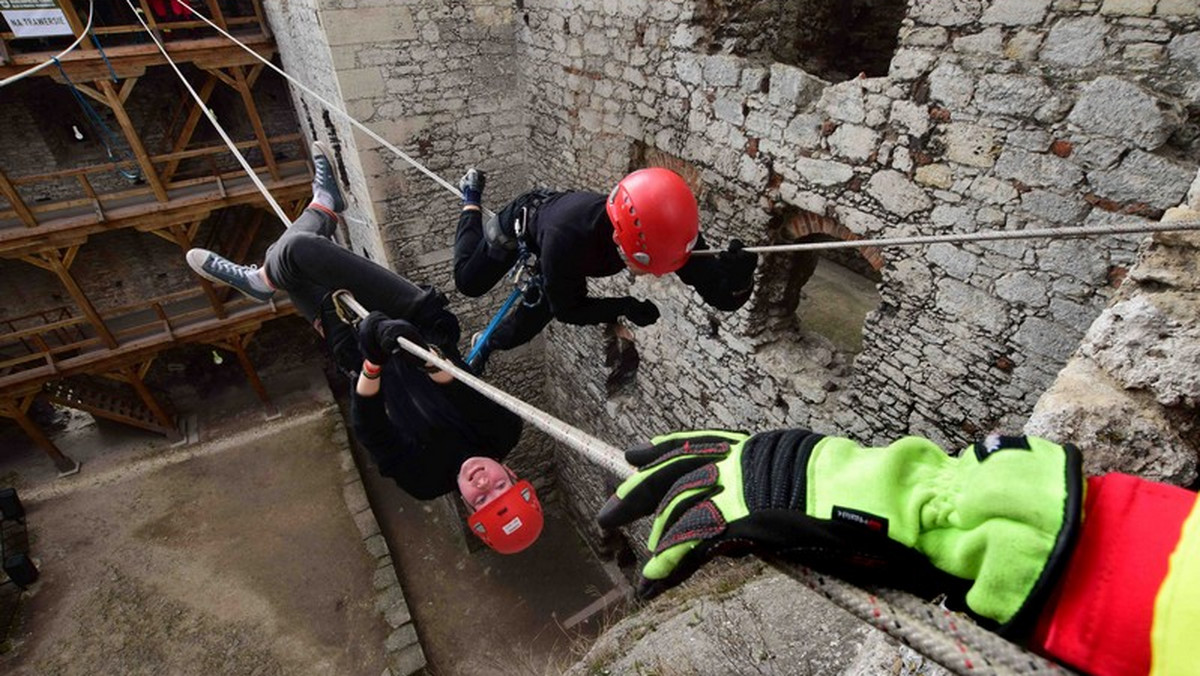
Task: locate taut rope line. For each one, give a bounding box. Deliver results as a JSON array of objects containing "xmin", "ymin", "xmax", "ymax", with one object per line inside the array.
[
  {"xmin": 0, "ymin": 0, "xmax": 95, "ymax": 88},
  {"xmin": 121, "ymin": 0, "xmax": 292, "ymax": 226},
  {"xmin": 175, "ymin": 3, "xmax": 492, "ymax": 219}
]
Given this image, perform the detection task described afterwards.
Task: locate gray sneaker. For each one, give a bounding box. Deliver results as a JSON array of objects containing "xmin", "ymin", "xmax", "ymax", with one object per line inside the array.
[
  {"xmin": 311, "ymin": 140, "xmax": 345, "ymax": 213},
  {"xmin": 186, "ymin": 248, "xmax": 275, "ymax": 302}
]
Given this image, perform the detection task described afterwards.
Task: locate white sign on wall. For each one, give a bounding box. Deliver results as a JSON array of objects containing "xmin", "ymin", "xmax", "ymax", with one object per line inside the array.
[{"xmin": 3, "ymin": 3, "xmax": 74, "ymax": 38}]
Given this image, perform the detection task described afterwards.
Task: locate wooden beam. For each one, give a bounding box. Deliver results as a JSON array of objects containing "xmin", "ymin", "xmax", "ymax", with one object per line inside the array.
[
  {"xmin": 42, "ymin": 247, "xmax": 119, "ymax": 349},
  {"xmin": 97, "ymin": 80, "xmax": 169, "ymax": 202},
  {"xmin": 224, "ymin": 333, "xmax": 275, "ymax": 412},
  {"xmin": 0, "ymin": 168, "xmax": 37, "ymax": 228},
  {"xmin": 137, "ymin": 0, "xmax": 164, "ymax": 43},
  {"xmin": 232, "ymin": 66, "xmax": 279, "ymax": 180},
  {"xmin": 250, "ymin": 0, "xmax": 271, "ymax": 38},
  {"xmin": 246, "ymin": 63, "xmax": 265, "ymax": 89},
  {"xmin": 204, "ymin": 67, "xmax": 238, "ymax": 90},
  {"xmin": 56, "ymin": 0, "xmax": 90, "ymax": 49},
  {"xmin": 119, "ymin": 77, "xmax": 139, "ymax": 103},
  {"xmin": 68, "ymin": 81, "xmax": 110, "ymax": 108},
  {"xmin": 1, "ymin": 395, "xmax": 80, "ymax": 475},
  {"xmin": 119, "ymin": 365, "xmax": 177, "ymax": 435},
  {"xmin": 0, "ymin": 35, "xmax": 276, "ymax": 82},
  {"xmin": 162, "ymin": 75, "xmax": 219, "ymax": 183},
  {"xmin": 204, "ymin": 0, "xmax": 228, "ymax": 29}
]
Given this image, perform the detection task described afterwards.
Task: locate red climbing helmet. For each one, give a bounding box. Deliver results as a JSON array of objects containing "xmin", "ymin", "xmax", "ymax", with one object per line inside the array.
[
  {"xmin": 467, "ymin": 480, "xmax": 544, "ymax": 554},
  {"xmin": 606, "ymin": 168, "xmax": 699, "ymax": 276}
]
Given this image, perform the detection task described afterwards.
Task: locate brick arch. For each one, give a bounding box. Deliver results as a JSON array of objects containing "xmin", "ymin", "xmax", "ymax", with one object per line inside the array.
[{"xmin": 783, "ymin": 210, "xmax": 885, "ymax": 271}]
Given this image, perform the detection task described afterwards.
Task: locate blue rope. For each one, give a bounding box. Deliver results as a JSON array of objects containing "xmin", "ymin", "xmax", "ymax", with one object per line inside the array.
[
  {"xmin": 466, "ymin": 243, "xmax": 547, "ymax": 367},
  {"xmin": 89, "ymin": 31, "xmax": 119, "ymax": 83},
  {"xmin": 467, "ymin": 286, "xmax": 523, "ymax": 367},
  {"xmin": 52, "ymin": 56, "xmax": 141, "ymax": 182}
]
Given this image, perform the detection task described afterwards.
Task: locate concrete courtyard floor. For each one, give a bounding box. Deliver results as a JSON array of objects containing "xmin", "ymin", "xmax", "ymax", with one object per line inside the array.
[
  {"xmin": 0, "ymin": 328, "xmax": 627, "ymax": 676},
  {"xmin": 0, "ymin": 367, "xmax": 390, "ymax": 675}
]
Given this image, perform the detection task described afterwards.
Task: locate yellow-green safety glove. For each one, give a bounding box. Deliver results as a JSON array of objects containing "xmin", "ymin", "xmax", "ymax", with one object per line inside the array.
[{"xmin": 597, "ymin": 429, "xmax": 1083, "ymax": 636}]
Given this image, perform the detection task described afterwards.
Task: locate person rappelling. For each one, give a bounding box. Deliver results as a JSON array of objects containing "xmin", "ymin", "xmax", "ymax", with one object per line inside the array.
[
  {"xmin": 452, "ymin": 167, "xmax": 760, "ymax": 371},
  {"xmin": 183, "ymin": 142, "xmax": 543, "ymax": 554}
]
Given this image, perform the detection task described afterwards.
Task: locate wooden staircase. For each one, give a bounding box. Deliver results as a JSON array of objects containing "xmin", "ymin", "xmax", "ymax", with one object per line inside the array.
[{"xmin": 42, "ymin": 375, "xmax": 178, "ymax": 438}]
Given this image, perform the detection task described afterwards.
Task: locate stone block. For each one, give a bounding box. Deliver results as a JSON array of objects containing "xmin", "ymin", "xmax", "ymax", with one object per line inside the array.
[
  {"xmin": 888, "ymin": 49, "xmax": 938, "ymax": 80},
  {"xmin": 1100, "ymin": 0, "xmax": 1156, "ymax": 14},
  {"xmin": 1041, "ymin": 16, "xmax": 1108, "ymax": 66},
  {"xmin": 903, "ymin": 26, "xmax": 950, "ymax": 46},
  {"xmin": 343, "ymin": 480, "xmax": 369, "ymax": 514},
  {"xmin": 995, "ymin": 271, "xmax": 1050, "ymax": 306},
  {"xmin": 338, "ymin": 67, "xmax": 385, "ymax": 101},
  {"xmin": 1088, "ymin": 150, "xmax": 1195, "ymax": 209},
  {"xmin": 1014, "ymin": 315, "xmax": 1080, "ymax": 360},
  {"xmin": 364, "ymin": 533, "xmax": 389, "ymax": 559},
  {"xmin": 927, "ymin": 62, "xmax": 974, "ymax": 108},
  {"xmin": 1158, "ymin": 0, "xmax": 1199, "ymax": 15},
  {"xmin": 712, "ymin": 96, "xmax": 745, "ymax": 125},
  {"xmin": 995, "ymin": 149, "xmax": 1084, "ymax": 188},
  {"xmin": 1068, "ymin": 76, "xmax": 1175, "ymax": 150},
  {"xmin": 954, "ymin": 26, "xmax": 1005, "ymax": 54},
  {"xmin": 353, "ymin": 507, "xmax": 381, "ymax": 540},
  {"xmin": 982, "ymin": 0, "xmax": 1051, "ymax": 24},
  {"xmin": 866, "ymin": 170, "xmax": 933, "ymax": 217},
  {"xmin": 890, "ymin": 100, "xmax": 931, "ymax": 137},
  {"xmin": 975, "ymin": 74, "xmax": 1052, "ymax": 116},
  {"xmin": 703, "ymin": 54, "xmax": 742, "ymax": 87},
  {"xmin": 818, "ymin": 82, "xmax": 866, "ymax": 124},
  {"xmin": 390, "ymin": 643, "xmax": 426, "ymax": 676},
  {"xmin": 768, "ymin": 64, "xmax": 824, "ymax": 109},
  {"xmin": 928, "ymin": 242, "xmax": 979, "ymax": 279},
  {"xmin": 915, "ymin": 163, "xmax": 954, "ymax": 189},
  {"xmin": 908, "ymin": 0, "xmax": 983, "ymax": 26},
  {"xmin": 323, "ymin": 7, "xmax": 416, "ymax": 45},
  {"xmin": 937, "ymin": 278, "xmax": 1009, "ymax": 332},
  {"xmin": 828, "ymin": 124, "xmax": 879, "ymax": 162},
  {"xmin": 944, "ymin": 123, "xmax": 999, "ymax": 168},
  {"xmin": 1020, "ymin": 189, "xmax": 1089, "ymax": 223},
  {"xmin": 385, "ymin": 624, "xmax": 419, "ymax": 653},
  {"xmin": 796, "ymin": 157, "xmax": 855, "ymax": 186}
]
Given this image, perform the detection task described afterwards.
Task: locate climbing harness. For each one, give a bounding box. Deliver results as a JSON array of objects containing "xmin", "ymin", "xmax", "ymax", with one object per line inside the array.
[
  {"xmin": 466, "ymin": 197, "xmax": 550, "ymax": 368},
  {"xmin": 52, "ymin": 56, "xmax": 141, "ymax": 182},
  {"xmin": 0, "ymin": 0, "xmax": 95, "ymax": 89}
]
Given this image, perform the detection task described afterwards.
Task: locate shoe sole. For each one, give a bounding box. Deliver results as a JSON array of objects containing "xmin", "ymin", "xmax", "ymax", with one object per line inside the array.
[{"xmin": 186, "ymin": 249, "xmax": 273, "ymax": 303}]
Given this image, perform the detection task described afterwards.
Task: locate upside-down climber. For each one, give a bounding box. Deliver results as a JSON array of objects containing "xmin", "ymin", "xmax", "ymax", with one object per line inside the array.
[
  {"xmin": 184, "ymin": 142, "xmax": 543, "ymax": 554},
  {"xmin": 453, "ymin": 167, "xmax": 760, "ymax": 371},
  {"xmin": 599, "ymin": 427, "xmax": 1200, "ymax": 676}
]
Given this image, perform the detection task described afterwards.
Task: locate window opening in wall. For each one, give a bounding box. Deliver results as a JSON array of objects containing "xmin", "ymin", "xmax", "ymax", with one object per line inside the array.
[
  {"xmin": 695, "ymin": 0, "xmax": 905, "ymax": 82},
  {"xmin": 759, "ymin": 208, "xmax": 883, "ymax": 355}
]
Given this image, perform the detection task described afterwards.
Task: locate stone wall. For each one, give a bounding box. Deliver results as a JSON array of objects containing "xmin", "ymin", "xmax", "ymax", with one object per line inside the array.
[
  {"xmin": 516, "ymin": 0, "xmax": 1198, "ymax": 544},
  {"xmin": 1026, "ymin": 169, "xmax": 1200, "ymax": 485}
]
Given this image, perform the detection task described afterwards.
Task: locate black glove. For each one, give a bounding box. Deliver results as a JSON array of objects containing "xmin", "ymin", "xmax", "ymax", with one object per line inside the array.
[
  {"xmin": 624, "ymin": 299, "xmax": 660, "ymax": 327},
  {"xmin": 411, "ymin": 288, "xmax": 462, "ymax": 355},
  {"xmin": 718, "ymin": 239, "xmax": 758, "ymax": 293},
  {"xmin": 460, "ymin": 168, "xmax": 486, "ymax": 207},
  {"xmin": 597, "ymin": 429, "xmax": 1083, "ymax": 636},
  {"xmin": 317, "ymin": 293, "xmax": 363, "ymax": 378},
  {"xmin": 357, "ymin": 311, "xmax": 428, "ymax": 367}
]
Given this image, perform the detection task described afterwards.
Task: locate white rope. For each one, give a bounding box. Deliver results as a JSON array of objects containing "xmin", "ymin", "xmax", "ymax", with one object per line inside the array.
[
  {"xmin": 689, "ymin": 215, "xmax": 1200, "ymax": 256},
  {"xmin": 120, "ymin": 0, "xmax": 292, "ymax": 226},
  {"xmin": 175, "ymin": 3, "xmax": 493, "ymax": 219},
  {"xmin": 0, "ymin": 0, "xmax": 95, "ymax": 88},
  {"xmin": 332, "ymin": 292, "xmax": 630, "ymax": 478}
]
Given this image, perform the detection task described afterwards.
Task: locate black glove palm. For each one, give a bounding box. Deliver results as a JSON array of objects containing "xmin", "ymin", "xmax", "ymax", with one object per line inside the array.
[
  {"xmin": 624, "ymin": 299, "xmax": 660, "ymax": 327},
  {"xmin": 358, "ymin": 311, "xmax": 429, "ymax": 367}
]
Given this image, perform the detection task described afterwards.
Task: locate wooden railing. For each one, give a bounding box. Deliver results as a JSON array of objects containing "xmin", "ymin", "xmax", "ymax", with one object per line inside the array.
[
  {"xmin": 0, "ymin": 0, "xmax": 269, "ymax": 61},
  {"xmin": 0, "ymin": 285, "xmax": 271, "ymax": 380},
  {"xmin": 0, "ymin": 133, "xmax": 306, "ymax": 229}
]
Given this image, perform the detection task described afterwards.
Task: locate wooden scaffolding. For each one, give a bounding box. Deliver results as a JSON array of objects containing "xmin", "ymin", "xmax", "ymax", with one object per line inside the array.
[{"xmin": 0, "ymin": 1, "xmax": 312, "ymax": 474}]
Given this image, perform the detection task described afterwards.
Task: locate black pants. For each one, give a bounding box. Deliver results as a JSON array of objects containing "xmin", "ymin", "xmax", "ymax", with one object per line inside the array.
[
  {"xmin": 265, "ymin": 208, "xmax": 432, "ymax": 324},
  {"xmin": 452, "ymin": 193, "xmax": 553, "ymax": 352}
]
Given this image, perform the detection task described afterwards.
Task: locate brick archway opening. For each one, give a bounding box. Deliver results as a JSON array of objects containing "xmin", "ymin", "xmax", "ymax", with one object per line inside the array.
[{"xmin": 756, "ymin": 208, "xmax": 883, "ymax": 354}]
